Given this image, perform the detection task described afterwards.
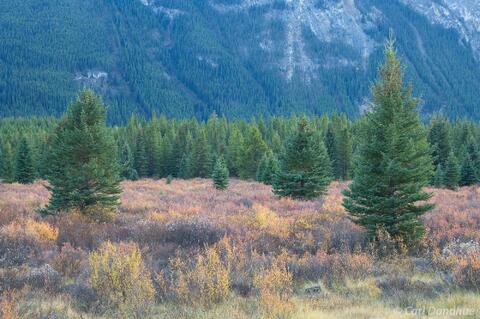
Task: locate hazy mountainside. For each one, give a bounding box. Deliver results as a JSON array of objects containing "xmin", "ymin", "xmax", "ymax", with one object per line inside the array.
[{"xmin": 1, "ymin": 0, "xmax": 480, "ymax": 123}]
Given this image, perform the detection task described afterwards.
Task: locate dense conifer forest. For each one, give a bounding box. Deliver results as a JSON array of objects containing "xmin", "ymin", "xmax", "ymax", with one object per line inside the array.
[{"xmin": 1, "ymin": 108, "xmax": 479, "ymax": 191}]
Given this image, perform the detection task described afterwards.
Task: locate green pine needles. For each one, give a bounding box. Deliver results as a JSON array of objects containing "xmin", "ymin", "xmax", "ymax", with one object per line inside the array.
[
  {"xmin": 460, "ymin": 154, "xmax": 477, "ymax": 186},
  {"xmin": 43, "ymin": 90, "xmax": 121, "ymax": 221},
  {"xmin": 273, "ymin": 117, "xmax": 331, "ymax": 200},
  {"xmin": 342, "ymin": 39, "xmax": 434, "ymax": 243},
  {"xmin": 443, "ymin": 152, "xmax": 460, "ymax": 190},
  {"xmin": 212, "ymin": 156, "xmax": 229, "ymax": 190},
  {"xmin": 15, "ymin": 138, "xmax": 36, "ymax": 184},
  {"xmin": 256, "ymin": 151, "xmax": 278, "ymax": 185}
]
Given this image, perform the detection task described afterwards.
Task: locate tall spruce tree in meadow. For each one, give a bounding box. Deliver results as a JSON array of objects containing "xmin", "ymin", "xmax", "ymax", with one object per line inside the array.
[
  {"xmin": 14, "ymin": 138, "xmax": 36, "ymax": 184},
  {"xmin": 273, "ymin": 117, "xmax": 331, "ymax": 200},
  {"xmin": 342, "ymin": 39, "xmax": 434, "ymax": 243},
  {"xmin": 0, "ymin": 142, "xmax": 15, "ymax": 183},
  {"xmin": 256, "ymin": 151, "xmax": 279, "ymax": 185},
  {"xmin": 44, "ymin": 90, "xmax": 121, "ymax": 220},
  {"xmin": 443, "ymin": 152, "xmax": 460, "ymax": 190},
  {"xmin": 212, "ymin": 155, "xmax": 229, "ymax": 190},
  {"xmin": 460, "ymin": 154, "xmax": 477, "ymax": 186}
]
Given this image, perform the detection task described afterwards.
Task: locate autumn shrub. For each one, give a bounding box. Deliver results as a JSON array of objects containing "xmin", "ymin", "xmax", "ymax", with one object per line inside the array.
[
  {"xmin": 52, "ymin": 243, "xmax": 88, "ymax": 279},
  {"xmin": 0, "ymin": 269, "xmax": 20, "ymax": 294},
  {"xmin": 248, "ymin": 204, "xmax": 290, "ymax": 238},
  {"xmin": 453, "ymin": 252, "xmax": 480, "ymax": 291},
  {"xmin": 165, "ymin": 217, "xmax": 227, "ymax": 247},
  {"xmin": 442, "ymin": 240, "xmax": 480, "ymax": 257},
  {"xmin": 156, "ymin": 241, "xmax": 231, "ymax": 306},
  {"xmin": 253, "ymin": 260, "xmax": 294, "ymax": 319},
  {"xmin": 246, "ymin": 204, "xmax": 291, "ymax": 253},
  {"xmin": 18, "ymin": 264, "xmax": 61, "ymax": 292},
  {"xmin": 89, "ymin": 241, "xmax": 155, "ymax": 318},
  {"xmin": 375, "ymin": 271, "xmax": 444, "ymax": 303},
  {"xmin": 78, "ymin": 205, "xmax": 117, "ymax": 223},
  {"xmin": 0, "ymin": 218, "xmax": 58, "ymax": 267},
  {"xmin": 0, "ymin": 290, "xmax": 19, "ymax": 319},
  {"xmin": 129, "ymin": 219, "xmax": 167, "ymax": 246},
  {"xmin": 56, "ymin": 212, "xmax": 126, "ymax": 250},
  {"xmin": 309, "ymin": 252, "xmax": 374, "ymax": 286},
  {"xmin": 64, "ymin": 282, "xmax": 99, "ymax": 312}
]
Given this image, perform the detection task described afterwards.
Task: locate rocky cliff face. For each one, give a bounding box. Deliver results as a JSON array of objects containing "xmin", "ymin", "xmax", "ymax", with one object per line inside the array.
[
  {"xmin": 401, "ymin": 0, "xmax": 480, "ymax": 59},
  {"xmin": 199, "ymin": 0, "xmax": 480, "ymax": 80},
  {"xmin": 208, "ymin": 0, "xmax": 380, "ymax": 81}
]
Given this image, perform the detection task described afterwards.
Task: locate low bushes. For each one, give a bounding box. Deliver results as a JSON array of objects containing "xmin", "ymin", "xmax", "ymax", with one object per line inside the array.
[
  {"xmin": 165, "ymin": 217, "xmax": 228, "ymax": 247},
  {"xmin": 253, "ymin": 260, "xmax": 294, "ymax": 319},
  {"xmin": 156, "ymin": 241, "xmax": 232, "ymax": 306},
  {"xmin": 89, "ymin": 241, "xmax": 155, "ymax": 318},
  {"xmin": 0, "ymin": 219, "xmax": 58, "ymax": 267},
  {"xmin": 453, "ymin": 252, "xmax": 480, "ymax": 291}
]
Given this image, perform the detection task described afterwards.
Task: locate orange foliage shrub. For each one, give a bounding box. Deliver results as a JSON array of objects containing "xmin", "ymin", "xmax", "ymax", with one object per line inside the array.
[
  {"xmin": 253, "ymin": 260, "xmax": 294, "ymax": 319},
  {"xmin": 52, "ymin": 243, "xmax": 87, "ymax": 279},
  {"xmin": 89, "ymin": 241, "xmax": 155, "ymax": 317},
  {"xmin": 156, "ymin": 240, "xmax": 232, "ymax": 306},
  {"xmin": 0, "ymin": 290, "xmax": 19, "ymax": 319},
  {"xmin": 0, "ymin": 218, "xmax": 58, "ymax": 266},
  {"xmin": 453, "ymin": 252, "xmax": 480, "ymax": 291}
]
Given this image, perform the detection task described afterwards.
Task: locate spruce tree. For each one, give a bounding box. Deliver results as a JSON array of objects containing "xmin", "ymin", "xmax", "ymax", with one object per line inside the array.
[
  {"xmin": 212, "ymin": 156, "xmax": 229, "ymax": 190},
  {"xmin": 342, "ymin": 39, "xmax": 434, "ymax": 243},
  {"xmin": 324, "ymin": 125, "xmax": 337, "ymax": 176},
  {"xmin": 178, "ymin": 152, "xmax": 194, "ymax": 179},
  {"xmin": 443, "ymin": 152, "xmax": 460, "ymax": 190},
  {"xmin": 226, "ymin": 128, "xmax": 244, "ymax": 177},
  {"xmin": 239, "ymin": 126, "xmax": 267, "ymax": 179},
  {"xmin": 460, "ymin": 154, "xmax": 477, "ymax": 186},
  {"xmin": 160, "ymin": 130, "xmax": 177, "ymax": 177},
  {"xmin": 134, "ymin": 132, "xmax": 148, "ymax": 178},
  {"xmin": 256, "ymin": 151, "xmax": 278, "ymax": 185},
  {"xmin": 145, "ymin": 127, "xmax": 162, "ymax": 178},
  {"xmin": 0, "ymin": 142, "xmax": 15, "ymax": 183},
  {"xmin": 273, "ymin": 118, "xmax": 331, "ymax": 200},
  {"xmin": 119, "ymin": 142, "xmax": 138, "ymax": 181},
  {"xmin": 193, "ymin": 128, "xmax": 212, "ymax": 178},
  {"xmin": 433, "ymin": 165, "xmax": 444, "ymax": 188},
  {"xmin": 14, "ymin": 138, "xmax": 36, "ymax": 184},
  {"xmin": 44, "ymin": 90, "xmax": 121, "ymax": 220},
  {"xmin": 428, "ymin": 115, "xmax": 451, "ymax": 168},
  {"xmin": 466, "ymin": 138, "xmax": 480, "ymax": 178},
  {"xmin": 336, "ymin": 127, "xmax": 353, "ymax": 181}
]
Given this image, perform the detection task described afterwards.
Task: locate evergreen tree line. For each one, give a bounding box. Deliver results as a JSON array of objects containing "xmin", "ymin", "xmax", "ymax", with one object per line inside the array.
[{"xmin": 1, "ymin": 111, "xmax": 480, "ymax": 190}]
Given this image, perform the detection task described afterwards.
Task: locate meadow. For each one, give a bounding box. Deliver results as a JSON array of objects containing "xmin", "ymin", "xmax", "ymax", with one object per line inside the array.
[{"xmin": 0, "ymin": 179, "xmax": 479, "ymax": 318}]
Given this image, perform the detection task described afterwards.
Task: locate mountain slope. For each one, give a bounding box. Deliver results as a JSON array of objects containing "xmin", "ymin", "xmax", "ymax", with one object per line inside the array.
[{"xmin": 0, "ymin": 0, "xmax": 479, "ymax": 123}]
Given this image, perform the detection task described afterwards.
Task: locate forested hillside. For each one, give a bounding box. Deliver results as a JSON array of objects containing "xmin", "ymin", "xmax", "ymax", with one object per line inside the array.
[{"xmin": 1, "ymin": 0, "xmax": 480, "ymax": 123}]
